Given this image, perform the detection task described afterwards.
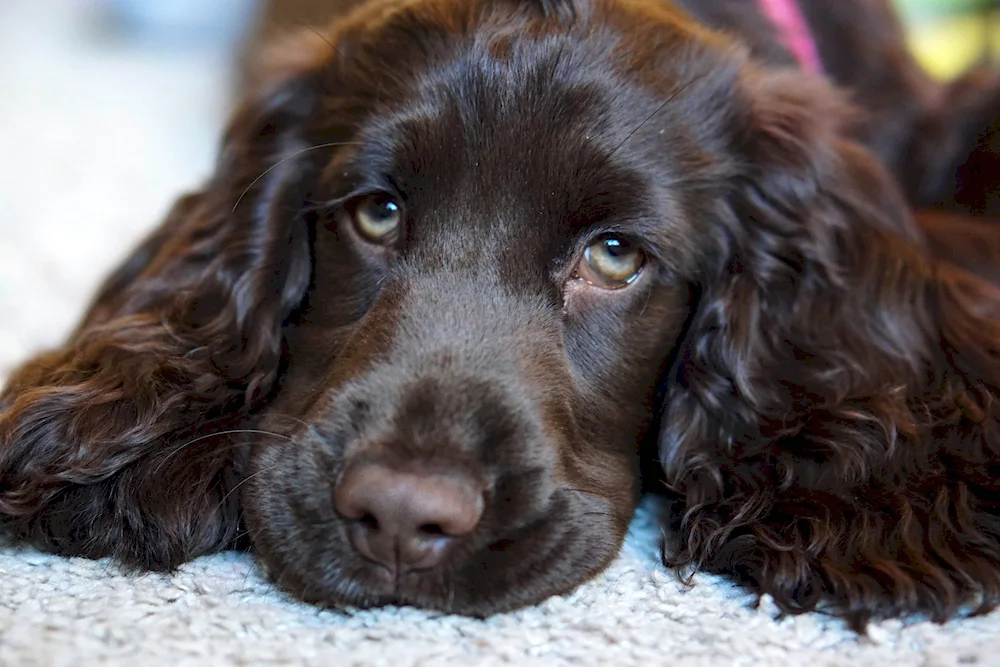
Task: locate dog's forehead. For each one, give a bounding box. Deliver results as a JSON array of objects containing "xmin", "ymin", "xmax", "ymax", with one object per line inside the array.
[
  {"xmin": 412, "ymin": 90, "xmax": 652, "ymax": 274},
  {"xmin": 353, "ymin": 44, "xmax": 658, "ymax": 251},
  {"xmin": 310, "ymin": 1, "xmax": 719, "ymax": 275}
]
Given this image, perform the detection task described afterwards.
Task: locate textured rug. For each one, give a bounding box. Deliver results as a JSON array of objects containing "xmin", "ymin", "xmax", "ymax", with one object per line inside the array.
[
  {"xmin": 5, "ymin": 502, "xmax": 1000, "ymax": 667},
  {"xmin": 2, "ymin": 1, "xmax": 1000, "ymax": 665}
]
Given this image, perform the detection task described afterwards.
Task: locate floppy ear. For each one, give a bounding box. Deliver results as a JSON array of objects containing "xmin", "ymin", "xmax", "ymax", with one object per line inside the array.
[
  {"xmin": 658, "ymin": 70, "xmax": 1000, "ymax": 628},
  {"xmin": 0, "ymin": 46, "xmax": 326, "ymax": 570}
]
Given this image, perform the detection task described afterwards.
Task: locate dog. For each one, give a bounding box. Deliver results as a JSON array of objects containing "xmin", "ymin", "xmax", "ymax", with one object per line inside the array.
[{"xmin": 2, "ymin": 0, "xmax": 1000, "ymax": 631}]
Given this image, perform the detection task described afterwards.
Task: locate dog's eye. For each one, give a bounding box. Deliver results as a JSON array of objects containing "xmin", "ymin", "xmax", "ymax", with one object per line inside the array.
[
  {"xmin": 576, "ymin": 235, "xmax": 645, "ymax": 288},
  {"xmin": 352, "ymin": 194, "xmax": 403, "ymax": 243}
]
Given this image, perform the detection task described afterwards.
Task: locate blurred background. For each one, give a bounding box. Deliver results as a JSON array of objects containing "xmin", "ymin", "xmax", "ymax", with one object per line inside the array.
[
  {"xmin": 0, "ymin": 0, "xmax": 997, "ymax": 378},
  {"xmin": 903, "ymin": 0, "xmax": 1000, "ymax": 77}
]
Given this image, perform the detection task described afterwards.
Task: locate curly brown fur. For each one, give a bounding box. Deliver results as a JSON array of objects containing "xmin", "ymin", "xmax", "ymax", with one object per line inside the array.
[
  {"xmin": 0, "ymin": 71, "xmax": 317, "ymax": 570},
  {"xmin": 2, "ymin": 0, "xmax": 1000, "ymax": 631},
  {"xmin": 656, "ymin": 78, "xmax": 1000, "ymax": 628}
]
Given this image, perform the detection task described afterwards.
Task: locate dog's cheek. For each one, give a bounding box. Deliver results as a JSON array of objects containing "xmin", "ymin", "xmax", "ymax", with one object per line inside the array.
[
  {"xmin": 565, "ymin": 281, "xmax": 690, "ymax": 437},
  {"xmin": 241, "ymin": 425, "xmax": 340, "ymax": 582},
  {"xmin": 556, "ymin": 283, "xmax": 690, "ymax": 516}
]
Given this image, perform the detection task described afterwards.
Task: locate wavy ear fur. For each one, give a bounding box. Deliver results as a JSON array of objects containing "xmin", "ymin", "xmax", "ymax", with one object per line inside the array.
[
  {"xmin": 0, "ymin": 53, "xmax": 323, "ymax": 570},
  {"xmin": 659, "ymin": 69, "xmax": 1000, "ymax": 629}
]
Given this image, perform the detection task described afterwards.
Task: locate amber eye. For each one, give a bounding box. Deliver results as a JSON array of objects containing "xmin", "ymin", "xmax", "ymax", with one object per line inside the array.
[
  {"xmin": 352, "ymin": 194, "xmax": 403, "ymax": 243},
  {"xmin": 576, "ymin": 235, "xmax": 645, "ymax": 288}
]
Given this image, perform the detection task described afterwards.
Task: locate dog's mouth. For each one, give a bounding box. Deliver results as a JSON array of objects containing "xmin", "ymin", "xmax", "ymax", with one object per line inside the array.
[
  {"xmin": 326, "ymin": 532, "xmax": 539, "ymax": 611},
  {"xmin": 245, "ymin": 463, "xmax": 630, "ymax": 615}
]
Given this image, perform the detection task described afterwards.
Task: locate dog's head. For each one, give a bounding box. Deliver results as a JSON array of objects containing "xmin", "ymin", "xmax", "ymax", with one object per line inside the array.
[
  {"xmin": 236, "ymin": 0, "xmax": 916, "ymax": 612},
  {"xmin": 1, "ymin": 0, "xmax": 928, "ymax": 619},
  {"xmin": 245, "ymin": 0, "xmax": 702, "ymax": 612}
]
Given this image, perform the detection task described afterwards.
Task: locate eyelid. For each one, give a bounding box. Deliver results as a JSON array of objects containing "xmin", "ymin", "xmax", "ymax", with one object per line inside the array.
[
  {"xmin": 323, "ymin": 173, "xmax": 404, "ymax": 210},
  {"xmin": 574, "ymin": 228, "xmax": 643, "ymax": 263},
  {"xmin": 585, "ymin": 222, "xmax": 672, "ymax": 273}
]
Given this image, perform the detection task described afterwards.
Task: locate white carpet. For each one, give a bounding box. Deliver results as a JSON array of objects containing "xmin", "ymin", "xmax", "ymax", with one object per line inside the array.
[{"xmin": 2, "ymin": 1, "xmax": 1000, "ymax": 665}]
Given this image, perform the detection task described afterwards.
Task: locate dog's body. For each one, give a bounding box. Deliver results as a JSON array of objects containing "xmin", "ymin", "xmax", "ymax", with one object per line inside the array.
[{"xmin": 3, "ymin": 0, "xmax": 1000, "ymax": 631}]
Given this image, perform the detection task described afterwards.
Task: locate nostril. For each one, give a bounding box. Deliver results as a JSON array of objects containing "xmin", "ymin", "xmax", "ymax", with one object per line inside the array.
[
  {"xmin": 359, "ymin": 513, "xmax": 380, "ymax": 532},
  {"xmin": 419, "ymin": 523, "xmax": 445, "ymax": 536}
]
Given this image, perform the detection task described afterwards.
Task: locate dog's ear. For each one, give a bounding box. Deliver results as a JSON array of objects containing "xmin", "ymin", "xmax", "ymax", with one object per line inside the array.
[
  {"xmin": 658, "ymin": 69, "xmax": 1000, "ymax": 628},
  {"xmin": 0, "ymin": 36, "xmax": 332, "ymax": 570}
]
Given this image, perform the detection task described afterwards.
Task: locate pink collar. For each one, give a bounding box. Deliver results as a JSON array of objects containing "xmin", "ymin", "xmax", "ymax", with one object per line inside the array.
[{"xmin": 756, "ymin": 0, "xmax": 824, "ymax": 75}]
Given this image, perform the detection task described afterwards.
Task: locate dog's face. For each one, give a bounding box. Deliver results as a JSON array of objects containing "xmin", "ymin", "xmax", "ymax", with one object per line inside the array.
[{"xmin": 243, "ymin": 0, "xmax": 715, "ymax": 612}]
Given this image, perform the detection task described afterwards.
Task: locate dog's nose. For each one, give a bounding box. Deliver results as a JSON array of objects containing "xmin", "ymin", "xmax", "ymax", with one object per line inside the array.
[{"xmin": 334, "ymin": 464, "xmax": 484, "ymax": 573}]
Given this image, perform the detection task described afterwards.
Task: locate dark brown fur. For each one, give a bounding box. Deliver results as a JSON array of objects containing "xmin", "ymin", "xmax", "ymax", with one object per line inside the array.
[{"xmin": 2, "ymin": 0, "xmax": 1000, "ymax": 631}]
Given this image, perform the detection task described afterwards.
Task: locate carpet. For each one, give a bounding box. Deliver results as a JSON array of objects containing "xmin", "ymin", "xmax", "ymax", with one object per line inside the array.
[
  {"xmin": 2, "ymin": 1, "xmax": 1000, "ymax": 665},
  {"xmin": 4, "ymin": 502, "xmax": 1000, "ymax": 667}
]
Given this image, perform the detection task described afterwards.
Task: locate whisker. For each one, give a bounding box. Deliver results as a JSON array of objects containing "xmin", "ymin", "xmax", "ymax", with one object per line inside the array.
[
  {"xmin": 161, "ymin": 444, "xmax": 246, "ymax": 473},
  {"xmin": 180, "ymin": 428, "xmax": 294, "ymax": 448},
  {"xmin": 262, "ymin": 413, "xmax": 313, "ymax": 431},
  {"xmin": 214, "ymin": 463, "xmax": 284, "ymax": 514},
  {"xmin": 240, "ymin": 553, "xmax": 261, "ymax": 596},
  {"xmin": 607, "ymin": 76, "xmax": 701, "ymax": 160},
  {"xmin": 232, "ymin": 142, "xmax": 362, "ymax": 213},
  {"xmin": 154, "ymin": 429, "xmax": 295, "ymax": 474},
  {"xmin": 295, "ymin": 22, "xmax": 344, "ymax": 60},
  {"xmin": 269, "ymin": 560, "xmax": 297, "ymax": 598},
  {"xmin": 639, "ymin": 276, "xmax": 654, "ymax": 317},
  {"xmin": 230, "ymin": 507, "xmax": 254, "ymax": 547},
  {"xmin": 231, "ymin": 514, "xmax": 268, "ymax": 599}
]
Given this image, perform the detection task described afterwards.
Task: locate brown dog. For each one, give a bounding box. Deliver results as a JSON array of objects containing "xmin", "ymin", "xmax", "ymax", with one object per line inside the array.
[{"xmin": 2, "ymin": 0, "xmax": 1000, "ymax": 631}]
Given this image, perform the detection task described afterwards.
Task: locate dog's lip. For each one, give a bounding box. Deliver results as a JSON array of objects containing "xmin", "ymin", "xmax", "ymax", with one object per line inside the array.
[
  {"xmin": 336, "ymin": 557, "xmax": 447, "ymax": 606},
  {"xmin": 324, "ymin": 526, "xmax": 530, "ymax": 605}
]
